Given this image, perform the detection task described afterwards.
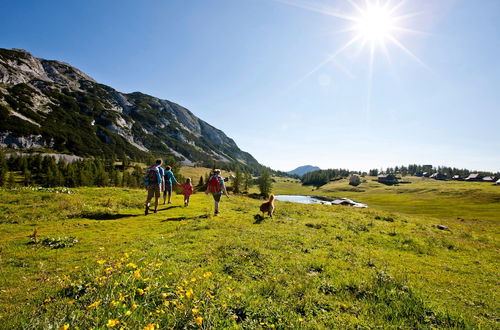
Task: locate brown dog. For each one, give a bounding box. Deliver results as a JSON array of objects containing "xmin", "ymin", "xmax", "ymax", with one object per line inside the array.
[{"xmin": 260, "ymin": 194, "xmax": 275, "ymax": 218}]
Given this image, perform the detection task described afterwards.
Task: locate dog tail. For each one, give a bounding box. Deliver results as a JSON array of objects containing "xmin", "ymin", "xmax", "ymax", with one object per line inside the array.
[{"xmin": 268, "ymin": 194, "xmax": 275, "ymax": 202}]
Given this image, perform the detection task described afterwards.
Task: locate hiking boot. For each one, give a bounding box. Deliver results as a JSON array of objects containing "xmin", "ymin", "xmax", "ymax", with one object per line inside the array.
[
  {"xmin": 154, "ymin": 209, "xmax": 158, "ymax": 214},
  {"xmin": 145, "ymin": 206, "xmax": 149, "ymax": 216}
]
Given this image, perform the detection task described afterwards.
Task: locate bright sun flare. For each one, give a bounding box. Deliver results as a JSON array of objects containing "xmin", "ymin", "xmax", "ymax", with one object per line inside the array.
[{"xmin": 354, "ymin": 5, "xmax": 396, "ymax": 42}]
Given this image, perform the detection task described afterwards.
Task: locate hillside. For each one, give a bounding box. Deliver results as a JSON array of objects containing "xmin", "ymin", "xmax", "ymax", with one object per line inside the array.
[
  {"xmin": 0, "ymin": 180, "xmax": 498, "ymax": 328},
  {"xmin": 287, "ymin": 165, "xmax": 320, "ymax": 176},
  {"xmin": 0, "ymin": 48, "xmax": 260, "ymax": 168}
]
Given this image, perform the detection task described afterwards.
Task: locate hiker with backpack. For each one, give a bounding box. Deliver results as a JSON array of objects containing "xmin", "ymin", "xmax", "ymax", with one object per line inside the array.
[
  {"xmin": 206, "ymin": 169, "xmax": 229, "ymax": 216},
  {"xmin": 144, "ymin": 159, "xmax": 163, "ymax": 215},
  {"xmin": 163, "ymin": 165, "xmax": 178, "ymax": 204}
]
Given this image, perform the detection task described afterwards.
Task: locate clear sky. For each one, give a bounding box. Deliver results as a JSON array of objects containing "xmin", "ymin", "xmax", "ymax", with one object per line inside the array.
[{"xmin": 1, "ymin": 0, "xmax": 499, "ymax": 172}]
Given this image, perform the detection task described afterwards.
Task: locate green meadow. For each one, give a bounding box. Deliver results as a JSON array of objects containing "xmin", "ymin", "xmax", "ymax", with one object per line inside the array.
[{"xmin": 0, "ymin": 175, "xmax": 498, "ymax": 329}]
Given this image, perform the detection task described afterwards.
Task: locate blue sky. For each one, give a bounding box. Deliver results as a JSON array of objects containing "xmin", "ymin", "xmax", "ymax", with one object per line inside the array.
[{"xmin": 1, "ymin": 0, "xmax": 499, "ymax": 172}]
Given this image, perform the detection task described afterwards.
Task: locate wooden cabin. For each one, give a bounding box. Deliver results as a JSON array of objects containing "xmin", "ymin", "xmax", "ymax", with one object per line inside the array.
[
  {"xmin": 465, "ymin": 173, "xmax": 483, "ymax": 181},
  {"xmin": 483, "ymin": 176, "xmax": 498, "ymax": 182},
  {"xmin": 378, "ymin": 174, "xmax": 398, "ymax": 184},
  {"xmin": 430, "ymin": 173, "xmax": 447, "ymax": 180}
]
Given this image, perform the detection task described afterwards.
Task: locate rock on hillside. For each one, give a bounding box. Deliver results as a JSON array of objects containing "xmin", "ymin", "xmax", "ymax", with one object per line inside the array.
[{"xmin": 0, "ymin": 48, "xmax": 260, "ymax": 168}]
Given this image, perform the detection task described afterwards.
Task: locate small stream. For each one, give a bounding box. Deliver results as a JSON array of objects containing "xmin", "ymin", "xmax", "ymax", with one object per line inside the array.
[{"xmin": 275, "ymin": 195, "xmax": 368, "ymax": 208}]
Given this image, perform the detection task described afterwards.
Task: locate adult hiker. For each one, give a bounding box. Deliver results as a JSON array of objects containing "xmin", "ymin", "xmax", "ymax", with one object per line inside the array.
[
  {"xmin": 206, "ymin": 169, "xmax": 230, "ymax": 216},
  {"xmin": 144, "ymin": 159, "xmax": 163, "ymax": 215},
  {"xmin": 163, "ymin": 165, "xmax": 178, "ymax": 204}
]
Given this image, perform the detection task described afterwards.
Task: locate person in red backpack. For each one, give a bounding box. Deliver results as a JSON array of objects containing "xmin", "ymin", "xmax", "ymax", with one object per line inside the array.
[
  {"xmin": 177, "ymin": 177, "xmax": 193, "ymax": 207},
  {"xmin": 206, "ymin": 169, "xmax": 229, "ymax": 216},
  {"xmin": 144, "ymin": 160, "xmax": 163, "ymax": 215}
]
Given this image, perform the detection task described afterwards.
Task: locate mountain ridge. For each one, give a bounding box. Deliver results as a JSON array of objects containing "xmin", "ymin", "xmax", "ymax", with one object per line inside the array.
[
  {"xmin": 0, "ymin": 48, "xmax": 260, "ymax": 169},
  {"xmin": 288, "ymin": 165, "xmax": 321, "ymax": 176}
]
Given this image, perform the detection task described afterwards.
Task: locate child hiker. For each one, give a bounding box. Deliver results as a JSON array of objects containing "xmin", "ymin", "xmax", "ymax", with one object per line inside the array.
[{"xmin": 177, "ymin": 177, "xmax": 193, "ymax": 207}]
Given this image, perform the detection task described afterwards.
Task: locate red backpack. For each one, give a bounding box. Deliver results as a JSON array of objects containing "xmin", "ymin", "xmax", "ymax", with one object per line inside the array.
[
  {"xmin": 207, "ymin": 175, "xmax": 221, "ymax": 193},
  {"xmin": 145, "ymin": 165, "xmax": 159, "ymax": 185}
]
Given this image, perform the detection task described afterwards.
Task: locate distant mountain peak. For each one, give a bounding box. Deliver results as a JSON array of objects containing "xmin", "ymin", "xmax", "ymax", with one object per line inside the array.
[{"xmin": 288, "ymin": 165, "xmax": 321, "ymax": 176}]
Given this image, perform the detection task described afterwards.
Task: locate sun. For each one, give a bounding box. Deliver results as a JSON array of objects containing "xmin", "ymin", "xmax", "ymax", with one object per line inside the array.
[{"xmin": 353, "ymin": 4, "xmax": 396, "ymax": 43}]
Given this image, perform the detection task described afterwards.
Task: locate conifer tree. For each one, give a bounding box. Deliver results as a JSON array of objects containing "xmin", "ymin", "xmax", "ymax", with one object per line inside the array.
[
  {"xmin": 23, "ymin": 169, "xmax": 32, "ymax": 186},
  {"xmin": 258, "ymin": 169, "xmax": 272, "ymax": 197},
  {"xmin": 243, "ymin": 171, "xmax": 253, "ymax": 192},
  {"xmin": 7, "ymin": 172, "xmax": 16, "ymax": 188},
  {"xmin": 232, "ymin": 167, "xmax": 243, "ymax": 193},
  {"xmin": 0, "ymin": 150, "xmax": 8, "ymax": 187},
  {"xmin": 198, "ymin": 175, "xmax": 204, "ymax": 187}
]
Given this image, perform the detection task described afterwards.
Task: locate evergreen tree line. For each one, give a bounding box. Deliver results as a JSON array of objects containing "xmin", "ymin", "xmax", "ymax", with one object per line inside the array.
[
  {"xmin": 302, "ymin": 164, "xmax": 500, "ymax": 187},
  {"xmin": 0, "ymin": 150, "xmax": 275, "ymax": 197},
  {"xmin": 370, "ymin": 164, "xmax": 499, "ymax": 178},
  {"xmin": 0, "ymin": 151, "xmax": 164, "ymax": 188},
  {"xmin": 301, "ymin": 169, "xmax": 351, "ymax": 186}
]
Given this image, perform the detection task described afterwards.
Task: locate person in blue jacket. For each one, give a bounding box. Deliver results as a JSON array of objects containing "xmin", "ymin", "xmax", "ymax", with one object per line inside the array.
[
  {"xmin": 163, "ymin": 165, "xmax": 178, "ymax": 204},
  {"xmin": 144, "ymin": 159, "xmax": 163, "ymax": 215}
]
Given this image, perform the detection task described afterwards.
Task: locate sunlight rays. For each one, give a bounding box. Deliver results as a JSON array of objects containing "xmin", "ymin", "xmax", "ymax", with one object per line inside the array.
[{"xmin": 277, "ymin": 0, "xmax": 431, "ymax": 119}]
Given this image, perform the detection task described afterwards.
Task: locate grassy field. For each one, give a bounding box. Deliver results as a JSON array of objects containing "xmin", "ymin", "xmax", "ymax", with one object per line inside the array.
[{"xmin": 0, "ymin": 176, "xmax": 498, "ymax": 328}]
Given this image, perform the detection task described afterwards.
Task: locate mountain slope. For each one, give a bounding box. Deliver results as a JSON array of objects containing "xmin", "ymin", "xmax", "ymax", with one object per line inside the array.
[
  {"xmin": 288, "ymin": 165, "xmax": 321, "ymax": 176},
  {"xmin": 0, "ymin": 48, "xmax": 260, "ymax": 168}
]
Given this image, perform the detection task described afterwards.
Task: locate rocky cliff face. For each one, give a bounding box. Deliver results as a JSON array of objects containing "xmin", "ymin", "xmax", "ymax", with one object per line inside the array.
[{"xmin": 0, "ymin": 48, "xmax": 259, "ymax": 168}]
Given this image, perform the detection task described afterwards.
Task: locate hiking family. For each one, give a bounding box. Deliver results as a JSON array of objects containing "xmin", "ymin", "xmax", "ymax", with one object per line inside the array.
[{"xmin": 144, "ymin": 159, "xmax": 230, "ymax": 216}]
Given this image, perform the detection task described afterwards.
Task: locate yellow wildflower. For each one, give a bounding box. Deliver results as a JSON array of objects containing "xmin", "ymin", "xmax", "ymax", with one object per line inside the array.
[
  {"xmin": 110, "ymin": 301, "xmax": 119, "ymax": 307},
  {"xmin": 85, "ymin": 283, "xmax": 91, "ymax": 287},
  {"xmin": 161, "ymin": 293, "xmax": 167, "ymax": 299},
  {"xmin": 163, "ymin": 301, "xmax": 170, "ymax": 307},
  {"xmin": 106, "ymin": 319, "xmax": 119, "ymax": 327},
  {"xmin": 67, "ymin": 300, "xmax": 74, "ymax": 305},
  {"xmin": 206, "ymin": 292, "xmax": 215, "ymax": 299},
  {"xmin": 87, "ymin": 300, "xmax": 101, "ymax": 309},
  {"xmin": 185, "ymin": 288, "xmax": 193, "ymax": 298},
  {"xmin": 114, "ymin": 282, "xmax": 119, "ymax": 287},
  {"xmin": 59, "ymin": 324, "xmax": 69, "ymax": 330},
  {"xmin": 105, "ymin": 267, "xmax": 113, "ymax": 275},
  {"xmin": 195, "ymin": 317, "xmax": 203, "ymax": 325},
  {"xmin": 203, "ymin": 272, "xmax": 212, "ymax": 278},
  {"xmin": 137, "ymin": 289, "xmax": 145, "ymax": 295},
  {"xmin": 131, "ymin": 304, "xmax": 137, "ymax": 310},
  {"xmin": 298, "ymin": 318, "xmax": 304, "ymax": 322},
  {"xmin": 192, "ymin": 308, "xmax": 199, "ymax": 313},
  {"xmin": 43, "ymin": 298, "xmax": 52, "ymax": 303},
  {"xmin": 191, "ymin": 278, "xmax": 196, "ymax": 282},
  {"xmin": 142, "ymin": 323, "xmax": 158, "ymax": 330},
  {"xmin": 126, "ymin": 263, "xmax": 137, "ymax": 269},
  {"xmin": 97, "ymin": 259, "xmax": 105, "ymax": 265},
  {"xmin": 125, "ymin": 310, "xmax": 132, "ymax": 316},
  {"xmin": 133, "ymin": 270, "xmax": 141, "ymax": 279}
]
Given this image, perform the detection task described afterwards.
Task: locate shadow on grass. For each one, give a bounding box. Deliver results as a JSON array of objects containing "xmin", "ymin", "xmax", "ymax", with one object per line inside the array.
[
  {"xmin": 161, "ymin": 214, "xmax": 209, "ymax": 222},
  {"xmin": 158, "ymin": 206, "xmax": 182, "ymax": 211},
  {"xmin": 253, "ymin": 214, "xmax": 266, "ymax": 224},
  {"xmin": 74, "ymin": 212, "xmax": 141, "ymax": 221}
]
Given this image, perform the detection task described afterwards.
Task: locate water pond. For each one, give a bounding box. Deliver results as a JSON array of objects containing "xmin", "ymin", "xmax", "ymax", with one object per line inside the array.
[{"xmin": 275, "ymin": 195, "xmax": 368, "ymax": 208}]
